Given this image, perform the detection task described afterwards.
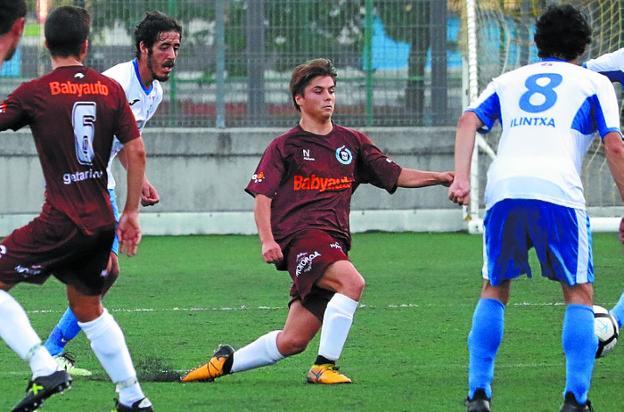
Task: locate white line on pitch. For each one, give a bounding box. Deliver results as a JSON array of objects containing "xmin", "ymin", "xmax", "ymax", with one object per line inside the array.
[{"xmin": 21, "ymin": 300, "xmax": 606, "ymax": 316}]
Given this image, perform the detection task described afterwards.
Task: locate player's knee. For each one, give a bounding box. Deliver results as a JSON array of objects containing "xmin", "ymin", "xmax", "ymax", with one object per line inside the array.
[
  {"xmin": 69, "ymin": 300, "xmax": 104, "ymax": 323},
  {"xmin": 342, "ymin": 272, "xmax": 365, "ymax": 300},
  {"xmin": 278, "ymin": 334, "xmax": 310, "ymax": 356}
]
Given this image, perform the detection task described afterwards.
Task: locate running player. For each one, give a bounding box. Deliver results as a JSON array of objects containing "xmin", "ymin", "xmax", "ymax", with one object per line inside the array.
[
  {"xmin": 181, "ymin": 58, "xmax": 454, "ymax": 385},
  {"xmin": 43, "ymin": 10, "xmax": 181, "ymax": 377},
  {"xmin": 449, "ymin": 5, "xmax": 624, "ymax": 412},
  {"xmin": 0, "ymin": 6, "xmax": 152, "ymax": 412}
]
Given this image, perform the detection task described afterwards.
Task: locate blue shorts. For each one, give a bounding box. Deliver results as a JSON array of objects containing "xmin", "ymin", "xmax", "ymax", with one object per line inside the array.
[
  {"xmin": 482, "ymin": 198, "xmax": 593, "ymax": 286},
  {"xmin": 108, "ymin": 189, "xmax": 120, "ymax": 255}
]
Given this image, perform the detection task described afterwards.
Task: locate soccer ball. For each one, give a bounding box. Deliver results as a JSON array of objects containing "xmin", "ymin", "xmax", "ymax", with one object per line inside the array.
[{"xmin": 594, "ymin": 305, "xmax": 619, "ymax": 358}]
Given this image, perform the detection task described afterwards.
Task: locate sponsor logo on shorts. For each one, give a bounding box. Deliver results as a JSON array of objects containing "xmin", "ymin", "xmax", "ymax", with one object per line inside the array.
[
  {"xmin": 63, "ymin": 168, "xmax": 105, "ymax": 185},
  {"xmin": 293, "ymin": 174, "xmax": 353, "ymax": 192},
  {"xmin": 252, "ymin": 171, "xmax": 265, "ymax": 184},
  {"xmin": 335, "ymin": 145, "xmax": 353, "ymax": 165},
  {"xmin": 0, "ymin": 245, "xmax": 6, "ymax": 258},
  {"xmin": 295, "ymin": 251, "xmax": 321, "ymax": 277},
  {"xmin": 49, "ymin": 81, "xmax": 109, "ymax": 97},
  {"xmin": 329, "ymin": 242, "xmax": 342, "ymax": 250},
  {"xmin": 15, "ymin": 264, "xmax": 43, "ymax": 277}
]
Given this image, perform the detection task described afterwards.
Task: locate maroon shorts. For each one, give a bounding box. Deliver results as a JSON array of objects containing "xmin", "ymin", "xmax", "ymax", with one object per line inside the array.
[
  {"xmin": 283, "ymin": 230, "xmax": 349, "ymax": 320},
  {"xmin": 0, "ymin": 208, "xmax": 115, "ymax": 296}
]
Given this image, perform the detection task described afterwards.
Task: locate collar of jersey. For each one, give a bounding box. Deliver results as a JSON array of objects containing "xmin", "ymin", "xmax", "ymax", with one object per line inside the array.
[
  {"xmin": 540, "ymin": 57, "xmax": 567, "ymax": 63},
  {"xmin": 133, "ymin": 58, "xmax": 154, "ymax": 95}
]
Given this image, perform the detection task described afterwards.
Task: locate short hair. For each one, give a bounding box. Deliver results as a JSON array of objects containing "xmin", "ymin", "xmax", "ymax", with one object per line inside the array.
[
  {"xmin": 289, "ymin": 58, "xmax": 338, "ymax": 111},
  {"xmin": 534, "ymin": 4, "xmax": 591, "ymax": 61},
  {"xmin": 134, "ymin": 11, "xmax": 182, "ymax": 59},
  {"xmin": 0, "ymin": 0, "xmax": 26, "ymax": 35},
  {"xmin": 45, "ymin": 6, "xmax": 91, "ymax": 58}
]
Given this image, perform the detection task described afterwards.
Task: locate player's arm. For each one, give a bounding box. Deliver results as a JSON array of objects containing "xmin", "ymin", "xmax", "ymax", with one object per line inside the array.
[
  {"xmin": 117, "ymin": 145, "xmax": 160, "ymax": 207},
  {"xmin": 254, "ymin": 194, "xmax": 283, "ymax": 265},
  {"xmin": 448, "ymin": 111, "xmax": 483, "ymax": 205},
  {"xmin": 396, "ymin": 168, "xmax": 453, "ymax": 188},
  {"xmin": 117, "ymin": 137, "xmax": 146, "ymax": 256},
  {"xmin": 603, "ymin": 132, "xmax": 624, "ymax": 242}
]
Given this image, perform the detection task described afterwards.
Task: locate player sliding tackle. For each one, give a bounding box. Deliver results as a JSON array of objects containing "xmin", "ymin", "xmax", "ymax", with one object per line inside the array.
[
  {"xmin": 449, "ymin": 5, "xmax": 624, "ymax": 412},
  {"xmin": 0, "ymin": 6, "xmax": 152, "ymax": 412},
  {"xmin": 181, "ymin": 58, "xmax": 453, "ymax": 385}
]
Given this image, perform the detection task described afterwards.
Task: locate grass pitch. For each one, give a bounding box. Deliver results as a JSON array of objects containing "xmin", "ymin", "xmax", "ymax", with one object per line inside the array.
[{"xmin": 1, "ymin": 233, "xmax": 623, "ymax": 411}]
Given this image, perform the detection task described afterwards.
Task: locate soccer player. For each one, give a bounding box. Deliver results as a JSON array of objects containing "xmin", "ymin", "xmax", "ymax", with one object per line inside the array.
[
  {"xmin": 583, "ymin": 49, "xmax": 624, "ymax": 333},
  {"xmin": 0, "ymin": 0, "xmax": 26, "ymax": 67},
  {"xmin": 181, "ymin": 58, "xmax": 454, "ymax": 385},
  {"xmin": 43, "ymin": 10, "xmax": 182, "ymax": 377},
  {"xmin": 0, "ymin": 6, "xmax": 153, "ymax": 412},
  {"xmin": 448, "ymin": 5, "xmax": 624, "ymax": 412}
]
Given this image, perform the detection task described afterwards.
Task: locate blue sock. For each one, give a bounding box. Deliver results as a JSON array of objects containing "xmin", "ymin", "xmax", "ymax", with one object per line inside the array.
[
  {"xmin": 468, "ymin": 298, "xmax": 505, "ymax": 400},
  {"xmin": 44, "ymin": 307, "xmax": 81, "ymax": 356},
  {"xmin": 562, "ymin": 304, "xmax": 597, "ymax": 405},
  {"xmin": 610, "ymin": 292, "xmax": 624, "ymax": 328}
]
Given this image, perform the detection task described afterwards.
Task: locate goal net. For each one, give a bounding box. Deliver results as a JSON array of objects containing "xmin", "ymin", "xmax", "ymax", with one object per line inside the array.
[{"xmin": 462, "ymin": 0, "xmax": 623, "ymax": 232}]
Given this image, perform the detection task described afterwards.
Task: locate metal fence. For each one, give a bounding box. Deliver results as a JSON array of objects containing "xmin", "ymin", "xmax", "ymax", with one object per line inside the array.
[{"xmin": 0, "ymin": 0, "xmax": 462, "ymax": 127}]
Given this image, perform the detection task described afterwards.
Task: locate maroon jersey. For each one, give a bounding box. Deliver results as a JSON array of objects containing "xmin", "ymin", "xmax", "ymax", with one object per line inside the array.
[
  {"xmin": 245, "ymin": 124, "xmax": 401, "ymax": 248},
  {"xmin": 0, "ymin": 66, "xmax": 140, "ymax": 234}
]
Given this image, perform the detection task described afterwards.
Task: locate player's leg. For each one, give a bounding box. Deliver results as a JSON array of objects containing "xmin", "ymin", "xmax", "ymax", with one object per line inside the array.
[
  {"xmin": 309, "ymin": 259, "xmax": 363, "ymax": 383},
  {"xmin": 466, "ymin": 199, "xmax": 531, "ymax": 411},
  {"xmin": 44, "ymin": 188, "xmax": 120, "ymax": 369},
  {"xmin": 68, "ymin": 285, "xmax": 151, "ymax": 411},
  {"xmin": 0, "ymin": 222, "xmax": 76, "ymax": 412},
  {"xmin": 466, "ymin": 280, "xmax": 509, "ymax": 412},
  {"xmin": 530, "ymin": 202, "xmax": 596, "ymax": 410},
  {"xmin": 609, "ymin": 291, "xmax": 624, "ymax": 329},
  {"xmin": 181, "ymin": 299, "xmax": 320, "ymax": 382},
  {"xmin": 560, "ymin": 283, "xmax": 596, "ymax": 411}
]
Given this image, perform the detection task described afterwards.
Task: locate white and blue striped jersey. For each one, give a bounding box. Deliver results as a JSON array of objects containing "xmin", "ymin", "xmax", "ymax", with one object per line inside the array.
[
  {"xmin": 103, "ymin": 59, "xmax": 163, "ymax": 190},
  {"xmin": 467, "ymin": 58, "xmax": 621, "ymax": 210},
  {"xmin": 584, "ymin": 48, "xmax": 624, "ymax": 83}
]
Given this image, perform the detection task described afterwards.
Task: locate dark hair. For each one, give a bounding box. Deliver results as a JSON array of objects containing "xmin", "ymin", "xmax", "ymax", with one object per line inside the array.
[
  {"xmin": 0, "ymin": 0, "xmax": 26, "ymax": 35},
  {"xmin": 45, "ymin": 6, "xmax": 90, "ymax": 58},
  {"xmin": 534, "ymin": 4, "xmax": 591, "ymax": 61},
  {"xmin": 289, "ymin": 58, "xmax": 337, "ymax": 111},
  {"xmin": 134, "ymin": 11, "xmax": 182, "ymax": 59}
]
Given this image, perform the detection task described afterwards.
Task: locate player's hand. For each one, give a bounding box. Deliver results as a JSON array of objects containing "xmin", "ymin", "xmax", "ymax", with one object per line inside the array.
[
  {"xmin": 619, "ymin": 216, "xmax": 624, "ymax": 243},
  {"xmin": 448, "ymin": 176, "xmax": 470, "ymax": 205},
  {"xmin": 262, "ymin": 240, "xmax": 283, "ymax": 265},
  {"xmin": 117, "ymin": 210, "xmax": 142, "ymax": 256},
  {"xmin": 437, "ymin": 171, "xmax": 454, "ymax": 187},
  {"xmin": 141, "ymin": 179, "xmax": 160, "ymax": 207}
]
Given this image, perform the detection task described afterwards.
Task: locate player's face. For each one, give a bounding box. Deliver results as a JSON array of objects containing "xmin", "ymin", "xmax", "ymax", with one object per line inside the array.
[
  {"xmin": 297, "ymin": 75, "xmax": 336, "ymax": 121},
  {"xmin": 146, "ymin": 31, "xmax": 181, "ymax": 82},
  {"xmin": 3, "ymin": 18, "xmax": 25, "ymax": 63}
]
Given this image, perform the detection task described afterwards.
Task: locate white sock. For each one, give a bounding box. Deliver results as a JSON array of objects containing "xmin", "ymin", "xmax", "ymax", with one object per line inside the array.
[
  {"xmin": 318, "ymin": 293, "xmax": 359, "ymax": 361},
  {"xmin": 79, "ymin": 309, "xmax": 145, "ymax": 405},
  {"xmin": 0, "ymin": 290, "xmax": 58, "ymax": 377},
  {"xmin": 231, "ymin": 330, "xmax": 284, "ymax": 373}
]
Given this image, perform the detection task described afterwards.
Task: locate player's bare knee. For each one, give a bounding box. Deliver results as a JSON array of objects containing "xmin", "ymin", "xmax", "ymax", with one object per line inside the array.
[
  {"xmin": 277, "ymin": 334, "xmax": 309, "ymax": 356},
  {"xmin": 69, "ymin": 299, "xmax": 104, "ymax": 323}
]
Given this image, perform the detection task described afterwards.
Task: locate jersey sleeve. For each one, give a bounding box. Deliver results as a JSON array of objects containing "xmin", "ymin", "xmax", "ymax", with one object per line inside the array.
[
  {"xmin": 0, "ymin": 83, "xmax": 30, "ymax": 132},
  {"xmin": 355, "ymin": 132, "xmax": 402, "ymax": 193},
  {"xmin": 465, "ymin": 81, "xmax": 500, "ymax": 134},
  {"xmin": 584, "ymin": 48, "xmax": 624, "ymax": 83},
  {"xmin": 591, "ymin": 75, "xmax": 622, "ymax": 139},
  {"xmin": 112, "ymin": 82, "xmax": 140, "ymax": 144},
  {"xmin": 244, "ymin": 139, "xmax": 285, "ymax": 198}
]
